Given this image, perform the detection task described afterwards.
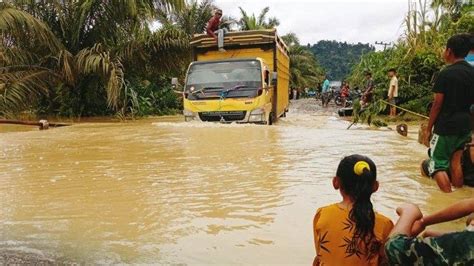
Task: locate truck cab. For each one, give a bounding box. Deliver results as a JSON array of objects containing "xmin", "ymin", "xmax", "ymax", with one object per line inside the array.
[{"xmin": 177, "ymin": 30, "xmax": 290, "ymax": 124}]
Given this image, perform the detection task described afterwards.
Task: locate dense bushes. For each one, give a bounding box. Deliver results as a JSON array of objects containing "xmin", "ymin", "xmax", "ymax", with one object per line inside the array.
[
  {"xmin": 348, "ymin": 1, "xmax": 473, "ymax": 118},
  {"xmin": 123, "ymin": 80, "xmax": 182, "ymax": 118},
  {"xmin": 0, "ymin": 0, "xmax": 188, "ymax": 119}
]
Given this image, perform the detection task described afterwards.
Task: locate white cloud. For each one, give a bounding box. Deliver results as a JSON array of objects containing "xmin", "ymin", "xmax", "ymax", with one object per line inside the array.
[{"xmin": 213, "ymin": 0, "xmax": 409, "ymax": 47}]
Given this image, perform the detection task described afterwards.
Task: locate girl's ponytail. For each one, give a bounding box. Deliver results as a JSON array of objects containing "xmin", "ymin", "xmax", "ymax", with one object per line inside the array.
[
  {"xmin": 336, "ymin": 155, "xmax": 378, "ymax": 252},
  {"xmin": 350, "ymin": 168, "xmax": 376, "ymax": 244}
]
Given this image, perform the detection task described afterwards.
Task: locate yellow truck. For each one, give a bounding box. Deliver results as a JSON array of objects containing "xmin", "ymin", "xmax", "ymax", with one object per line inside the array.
[{"xmin": 174, "ymin": 29, "xmax": 290, "ymax": 124}]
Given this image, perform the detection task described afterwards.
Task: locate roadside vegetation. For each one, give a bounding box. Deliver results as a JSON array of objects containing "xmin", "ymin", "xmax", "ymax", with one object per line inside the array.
[
  {"xmin": 282, "ymin": 33, "xmax": 326, "ymax": 90},
  {"xmin": 0, "ymin": 0, "xmax": 189, "ymax": 119},
  {"xmin": 348, "ymin": 0, "xmax": 473, "ymax": 124},
  {"xmin": 0, "ymin": 0, "xmax": 324, "ymax": 119}
]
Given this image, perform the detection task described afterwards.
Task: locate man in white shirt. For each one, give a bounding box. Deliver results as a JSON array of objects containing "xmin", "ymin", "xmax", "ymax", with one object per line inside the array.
[{"xmin": 387, "ymin": 68, "xmax": 399, "ymax": 116}]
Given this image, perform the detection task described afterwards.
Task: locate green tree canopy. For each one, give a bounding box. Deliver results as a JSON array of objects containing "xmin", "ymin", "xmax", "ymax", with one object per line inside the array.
[
  {"xmin": 348, "ymin": 0, "xmax": 473, "ymax": 120},
  {"xmin": 282, "ymin": 33, "xmax": 325, "ymax": 90},
  {"xmin": 309, "ymin": 40, "xmax": 374, "ymax": 81},
  {"xmin": 0, "ymin": 0, "xmax": 189, "ymax": 117},
  {"xmin": 238, "ymin": 6, "xmax": 279, "ymax": 30}
]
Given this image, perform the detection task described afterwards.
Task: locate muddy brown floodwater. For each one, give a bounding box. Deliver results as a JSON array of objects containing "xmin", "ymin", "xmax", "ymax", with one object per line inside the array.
[{"xmin": 1, "ymin": 99, "xmax": 472, "ymax": 264}]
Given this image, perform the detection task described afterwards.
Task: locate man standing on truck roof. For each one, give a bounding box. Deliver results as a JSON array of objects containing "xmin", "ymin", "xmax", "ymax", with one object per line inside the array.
[{"xmin": 206, "ymin": 9, "xmax": 226, "ymax": 52}]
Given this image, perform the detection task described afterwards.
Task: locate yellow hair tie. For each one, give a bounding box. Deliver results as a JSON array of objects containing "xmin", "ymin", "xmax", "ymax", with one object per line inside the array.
[{"xmin": 354, "ymin": 161, "xmax": 370, "ymax": 176}]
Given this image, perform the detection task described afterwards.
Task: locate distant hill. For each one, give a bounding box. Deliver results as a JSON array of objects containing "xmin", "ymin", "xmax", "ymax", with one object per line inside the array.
[{"xmin": 309, "ymin": 41, "xmax": 375, "ymax": 81}]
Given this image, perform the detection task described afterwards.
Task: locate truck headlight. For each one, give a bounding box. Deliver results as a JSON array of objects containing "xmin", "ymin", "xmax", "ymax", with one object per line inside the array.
[
  {"xmin": 249, "ymin": 108, "xmax": 265, "ymax": 122},
  {"xmin": 183, "ymin": 109, "xmax": 197, "ymax": 121}
]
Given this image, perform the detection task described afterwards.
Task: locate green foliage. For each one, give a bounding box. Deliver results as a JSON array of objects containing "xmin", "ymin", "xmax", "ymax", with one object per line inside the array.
[
  {"xmin": 158, "ymin": 0, "xmax": 216, "ymax": 36},
  {"xmin": 124, "ymin": 80, "xmax": 181, "ymax": 118},
  {"xmin": 281, "ymin": 33, "xmax": 325, "ymax": 90},
  {"xmin": 235, "ymin": 9, "xmax": 324, "ymax": 91},
  {"xmin": 352, "ymin": 100, "xmax": 387, "ymax": 127},
  {"xmin": 347, "ymin": 0, "xmax": 473, "ymax": 124},
  {"xmin": 0, "ymin": 0, "xmax": 188, "ymax": 118},
  {"xmin": 238, "ymin": 6, "xmax": 279, "ymax": 30},
  {"xmin": 309, "ymin": 41, "xmax": 375, "ymax": 80}
]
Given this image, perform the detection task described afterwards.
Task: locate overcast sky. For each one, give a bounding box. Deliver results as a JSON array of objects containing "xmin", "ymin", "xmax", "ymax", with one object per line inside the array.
[{"xmin": 214, "ymin": 0, "xmax": 409, "ymax": 48}]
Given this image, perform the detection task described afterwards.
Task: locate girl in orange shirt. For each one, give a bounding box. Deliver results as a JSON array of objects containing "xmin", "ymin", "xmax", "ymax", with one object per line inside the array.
[{"xmin": 313, "ymin": 154, "xmax": 394, "ymax": 266}]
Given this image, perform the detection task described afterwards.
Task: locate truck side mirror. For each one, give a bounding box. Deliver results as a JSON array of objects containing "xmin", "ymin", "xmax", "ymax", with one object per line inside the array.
[
  {"xmin": 171, "ymin": 77, "xmax": 184, "ymax": 94},
  {"xmin": 271, "ymin": 72, "xmax": 278, "ymax": 85},
  {"xmin": 171, "ymin": 77, "xmax": 179, "ymax": 88},
  {"xmin": 264, "ymin": 70, "xmax": 270, "ymax": 86}
]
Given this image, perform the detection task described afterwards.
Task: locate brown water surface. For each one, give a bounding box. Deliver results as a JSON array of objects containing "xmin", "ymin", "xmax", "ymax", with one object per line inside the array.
[{"xmin": 1, "ymin": 101, "xmax": 472, "ymax": 264}]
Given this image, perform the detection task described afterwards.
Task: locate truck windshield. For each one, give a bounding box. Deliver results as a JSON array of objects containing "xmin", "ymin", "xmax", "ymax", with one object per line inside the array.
[{"xmin": 185, "ymin": 60, "xmax": 262, "ymax": 100}]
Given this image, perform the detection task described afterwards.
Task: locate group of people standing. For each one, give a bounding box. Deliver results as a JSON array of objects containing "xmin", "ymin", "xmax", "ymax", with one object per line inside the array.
[
  {"xmin": 359, "ymin": 68, "xmax": 399, "ymax": 117},
  {"xmin": 318, "ymin": 68, "xmax": 398, "ymax": 117},
  {"xmin": 314, "ymin": 34, "xmax": 474, "ymax": 265}
]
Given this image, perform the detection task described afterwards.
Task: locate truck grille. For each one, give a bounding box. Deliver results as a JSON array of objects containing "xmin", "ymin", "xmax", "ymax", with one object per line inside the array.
[{"xmin": 199, "ymin": 111, "xmax": 247, "ymax": 122}]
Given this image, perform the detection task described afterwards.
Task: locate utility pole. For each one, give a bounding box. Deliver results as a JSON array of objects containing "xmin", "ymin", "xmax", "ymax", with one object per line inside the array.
[{"xmin": 375, "ymin": 41, "xmax": 391, "ymax": 51}]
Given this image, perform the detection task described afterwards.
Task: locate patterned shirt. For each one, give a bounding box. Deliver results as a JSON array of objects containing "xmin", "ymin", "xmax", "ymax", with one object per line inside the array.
[
  {"xmin": 385, "ymin": 232, "xmax": 474, "ymax": 265},
  {"xmin": 313, "ymin": 203, "xmax": 394, "ymax": 266}
]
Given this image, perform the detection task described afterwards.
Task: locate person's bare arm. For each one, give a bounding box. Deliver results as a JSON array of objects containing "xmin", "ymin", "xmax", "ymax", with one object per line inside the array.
[
  {"xmin": 389, "ymin": 203, "xmax": 423, "ymax": 237},
  {"xmin": 410, "ymin": 199, "xmax": 474, "ymax": 236},
  {"xmin": 423, "ymin": 198, "xmax": 474, "ymax": 226},
  {"xmin": 423, "ymin": 93, "xmax": 444, "ymax": 146},
  {"xmin": 422, "ymin": 229, "xmax": 449, "ymax": 237},
  {"xmin": 313, "ymin": 211, "xmax": 322, "ymax": 266},
  {"xmin": 426, "ymin": 93, "xmax": 444, "ymax": 133},
  {"xmin": 366, "ymin": 85, "xmax": 374, "ymax": 94}
]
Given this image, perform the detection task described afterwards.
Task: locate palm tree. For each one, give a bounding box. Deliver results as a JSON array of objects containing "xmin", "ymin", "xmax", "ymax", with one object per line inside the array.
[
  {"xmin": 238, "ymin": 6, "xmax": 280, "ymax": 30},
  {"xmin": 282, "ymin": 33, "xmax": 325, "ymax": 90},
  {"xmin": 0, "ymin": 0, "xmax": 188, "ymax": 116},
  {"xmin": 158, "ymin": 0, "xmax": 214, "ymax": 36},
  {"xmin": 158, "ymin": 0, "xmax": 236, "ymax": 37}
]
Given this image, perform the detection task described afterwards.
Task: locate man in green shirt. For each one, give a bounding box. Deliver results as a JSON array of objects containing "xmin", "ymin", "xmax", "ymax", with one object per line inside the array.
[
  {"xmin": 321, "ymin": 77, "xmax": 330, "ymax": 107},
  {"xmin": 423, "ymin": 34, "xmax": 474, "ymax": 193}
]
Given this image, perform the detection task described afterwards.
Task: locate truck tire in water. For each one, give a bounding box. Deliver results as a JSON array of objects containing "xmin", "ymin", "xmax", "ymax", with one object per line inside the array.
[{"xmin": 267, "ymin": 113, "xmax": 273, "ymax": 125}]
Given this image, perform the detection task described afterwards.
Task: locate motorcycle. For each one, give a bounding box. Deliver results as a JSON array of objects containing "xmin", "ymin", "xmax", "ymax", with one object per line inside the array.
[
  {"xmin": 337, "ymin": 88, "xmax": 362, "ymax": 107},
  {"xmin": 334, "ymin": 90, "xmax": 344, "ymax": 106}
]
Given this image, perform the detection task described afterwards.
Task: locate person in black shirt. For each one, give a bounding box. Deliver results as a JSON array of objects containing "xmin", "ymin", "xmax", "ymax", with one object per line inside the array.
[{"xmin": 423, "ymin": 34, "xmax": 474, "ymax": 193}]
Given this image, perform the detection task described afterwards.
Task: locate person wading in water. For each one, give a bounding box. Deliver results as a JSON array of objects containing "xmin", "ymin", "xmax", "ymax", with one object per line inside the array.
[{"xmin": 423, "ymin": 34, "xmax": 474, "ymax": 193}]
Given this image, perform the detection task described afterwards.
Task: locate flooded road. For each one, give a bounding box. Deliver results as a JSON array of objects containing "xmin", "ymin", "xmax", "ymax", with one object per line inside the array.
[{"xmin": 1, "ymin": 99, "xmax": 472, "ymax": 264}]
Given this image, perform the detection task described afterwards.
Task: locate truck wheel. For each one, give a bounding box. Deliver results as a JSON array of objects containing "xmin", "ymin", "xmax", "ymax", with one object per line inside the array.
[{"xmin": 267, "ymin": 113, "xmax": 273, "ymax": 125}]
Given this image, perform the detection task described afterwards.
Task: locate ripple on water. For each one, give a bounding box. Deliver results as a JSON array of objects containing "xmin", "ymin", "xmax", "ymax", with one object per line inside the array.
[{"xmin": 1, "ymin": 103, "xmax": 473, "ymax": 264}]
